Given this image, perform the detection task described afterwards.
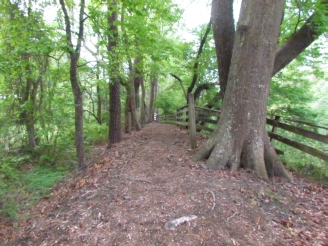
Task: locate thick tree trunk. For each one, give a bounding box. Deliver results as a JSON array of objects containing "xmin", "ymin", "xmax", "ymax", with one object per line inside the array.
[
  {"xmin": 108, "ymin": 0, "xmax": 121, "ymax": 147},
  {"xmin": 211, "ymin": 0, "xmax": 234, "ymax": 98},
  {"xmin": 193, "ymin": 0, "xmax": 292, "ymax": 181}
]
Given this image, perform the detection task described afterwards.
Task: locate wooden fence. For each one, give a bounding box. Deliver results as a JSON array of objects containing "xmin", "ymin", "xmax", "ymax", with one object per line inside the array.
[{"xmin": 156, "ymin": 94, "xmax": 328, "ymax": 161}]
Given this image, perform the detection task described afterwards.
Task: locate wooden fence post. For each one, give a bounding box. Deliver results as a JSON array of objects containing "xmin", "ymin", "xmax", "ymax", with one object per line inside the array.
[
  {"xmin": 270, "ymin": 116, "xmax": 280, "ymax": 144},
  {"xmin": 188, "ymin": 93, "xmax": 197, "ymax": 149}
]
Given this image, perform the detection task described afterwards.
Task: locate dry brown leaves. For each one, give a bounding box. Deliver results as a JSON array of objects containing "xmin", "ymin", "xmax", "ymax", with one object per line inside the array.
[{"xmin": 0, "ymin": 123, "xmax": 327, "ymax": 246}]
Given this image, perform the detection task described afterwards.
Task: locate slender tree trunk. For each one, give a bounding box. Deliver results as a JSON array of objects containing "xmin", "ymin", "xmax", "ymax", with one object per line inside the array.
[
  {"xmin": 193, "ymin": 0, "xmax": 292, "ymax": 181},
  {"xmin": 124, "ymin": 85, "xmax": 131, "ymax": 133},
  {"xmin": 96, "ymin": 38, "xmax": 102, "ymax": 124},
  {"xmin": 20, "ymin": 54, "xmax": 45, "ymax": 150},
  {"xmin": 148, "ymin": 76, "xmax": 157, "ymax": 123},
  {"xmin": 128, "ymin": 60, "xmax": 141, "ymax": 131},
  {"xmin": 24, "ymin": 59, "xmax": 37, "ymax": 150},
  {"xmin": 59, "ymin": 0, "xmax": 86, "ymax": 169},
  {"xmin": 134, "ymin": 56, "xmax": 142, "ymax": 110},
  {"xmin": 96, "ymin": 84, "xmax": 102, "ymax": 124},
  {"xmin": 140, "ymin": 78, "xmax": 146, "ymax": 127},
  {"xmin": 107, "ymin": 0, "xmax": 121, "ymax": 148},
  {"xmin": 69, "ymin": 54, "xmax": 86, "ymax": 168}
]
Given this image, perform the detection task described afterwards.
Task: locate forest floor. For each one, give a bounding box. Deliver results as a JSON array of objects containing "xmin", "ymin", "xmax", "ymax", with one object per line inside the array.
[{"xmin": 0, "ymin": 123, "xmax": 327, "ymax": 246}]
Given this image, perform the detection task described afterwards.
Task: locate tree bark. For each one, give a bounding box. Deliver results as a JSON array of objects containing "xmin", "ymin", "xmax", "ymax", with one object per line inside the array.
[
  {"xmin": 59, "ymin": 0, "xmax": 86, "ymax": 169},
  {"xmin": 140, "ymin": 78, "xmax": 146, "ymax": 127},
  {"xmin": 211, "ymin": 0, "xmax": 234, "ymax": 98},
  {"xmin": 148, "ymin": 75, "xmax": 158, "ymax": 123},
  {"xmin": 128, "ymin": 59, "xmax": 141, "ymax": 131},
  {"xmin": 193, "ymin": 0, "xmax": 292, "ymax": 181},
  {"xmin": 134, "ymin": 56, "xmax": 142, "ymax": 110},
  {"xmin": 107, "ymin": 0, "xmax": 121, "ymax": 148},
  {"xmin": 124, "ymin": 85, "xmax": 132, "ymax": 133}
]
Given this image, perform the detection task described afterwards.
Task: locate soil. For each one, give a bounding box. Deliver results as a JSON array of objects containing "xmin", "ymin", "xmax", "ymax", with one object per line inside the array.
[{"xmin": 0, "ymin": 123, "xmax": 327, "ymax": 246}]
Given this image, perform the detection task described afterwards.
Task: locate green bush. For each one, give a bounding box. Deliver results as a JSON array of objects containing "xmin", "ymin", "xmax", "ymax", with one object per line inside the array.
[{"xmin": 84, "ymin": 123, "xmax": 108, "ymax": 144}]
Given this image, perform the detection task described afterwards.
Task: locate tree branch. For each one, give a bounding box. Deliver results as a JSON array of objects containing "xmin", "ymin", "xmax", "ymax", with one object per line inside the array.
[
  {"xmin": 58, "ymin": 0, "xmax": 73, "ymax": 51},
  {"xmin": 187, "ymin": 18, "xmax": 212, "ymax": 95},
  {"xmin": 272, "ymin": 0, "xmax": 328, "ymax": 76},
  {"xmin": 169, "ymin": 73, "xmax": 187, "ymax": 99},
  {"xmin": 194, "ymin": 83, "xmax": 212, "ymax": 102},
  {"xmin": 75, "ymin": 0, "xmax": 86, "ymax": 57},
  {"xmin": 84, "ymin": 110, "xmax": 101, "ymax": 124}
]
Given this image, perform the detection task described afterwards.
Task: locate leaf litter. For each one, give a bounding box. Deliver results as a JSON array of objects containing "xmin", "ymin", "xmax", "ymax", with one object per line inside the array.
[{"xmin": 0, "ymin": 123, "xmax": 327, "ymax": 245}]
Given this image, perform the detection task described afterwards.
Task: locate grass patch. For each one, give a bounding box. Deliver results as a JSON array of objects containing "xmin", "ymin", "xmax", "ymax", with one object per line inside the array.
[
  {"xmin": 0, "ymin": 164, "xmax": 69, "ymax": 220},
  {"xmin": 22, "ymin": 166, "xmax": 68, "ymax": 200}
]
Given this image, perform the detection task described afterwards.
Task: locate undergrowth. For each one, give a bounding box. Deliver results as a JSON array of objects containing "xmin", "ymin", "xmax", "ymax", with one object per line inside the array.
[
  {"xmin": 280, "ymin": 147, "xmax": 328, "ymax": 185},
  {"xmin": 0, "ymin": 159, "xmax": 70, "ymax": 220},
  {"xmin": 0, "ymin": 122, "xmax": 108, "ymax": 221}
]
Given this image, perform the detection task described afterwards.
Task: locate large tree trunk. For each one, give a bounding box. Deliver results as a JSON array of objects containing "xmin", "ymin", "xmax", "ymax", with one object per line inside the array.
[
  {"xmin": 107, "ymin": 0, "xmax": 121, "ymax": 148},
  {"xmin": 193, "ymin": 0, "xmax": 292, "ymax": 181},
  {"xmin": 209, "ymin": 0, "xmax": 327, "ymax": 105},
  {"xmin": 211, "ymin": 0, "xmax": 234, "ymax": 98}
]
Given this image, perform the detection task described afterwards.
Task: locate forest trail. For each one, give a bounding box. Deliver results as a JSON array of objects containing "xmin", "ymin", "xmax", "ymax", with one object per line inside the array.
[{"xmin": 1, "ymin": 123, "xmax": 327, "ymax": 246}]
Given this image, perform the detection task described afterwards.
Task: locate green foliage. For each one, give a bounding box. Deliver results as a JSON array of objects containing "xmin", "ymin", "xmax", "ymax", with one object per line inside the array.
[
  {"xmin": 278, "ymin": 143, "xmax": 328, "ymax": 184},
  {"xmin": 84, "ymin": 123, "xmax": 108, "ymax": 144},
  {"xmin": 23, "ymin": 166, "xmax": 67, "ymax": 200}
]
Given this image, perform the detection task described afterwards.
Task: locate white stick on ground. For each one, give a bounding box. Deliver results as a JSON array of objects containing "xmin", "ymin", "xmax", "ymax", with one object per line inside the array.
[{"xmin": 164, "ymin": 215, "xmax": 198, "ymax": 230}]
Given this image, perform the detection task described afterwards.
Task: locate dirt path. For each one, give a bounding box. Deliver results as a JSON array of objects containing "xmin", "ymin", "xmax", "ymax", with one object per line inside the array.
[{"xmin": 1, "ymin": 123, "xmax": 327, "ymax": 245}]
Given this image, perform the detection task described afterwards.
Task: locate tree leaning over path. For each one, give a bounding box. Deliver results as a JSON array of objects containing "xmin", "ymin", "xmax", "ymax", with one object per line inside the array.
[{"xmin": 193, "ymin": 0, "xmax": 292, "ymax": 180}]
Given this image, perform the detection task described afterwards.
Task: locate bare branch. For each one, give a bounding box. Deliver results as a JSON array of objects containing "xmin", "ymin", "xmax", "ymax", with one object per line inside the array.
[
  {"xmin": 169, "ymin": 73, "xmax": 187, "ymax": 99},
  {"xmin": 187, "ymin": 18, "xmax": 212, "ymax": 95}
]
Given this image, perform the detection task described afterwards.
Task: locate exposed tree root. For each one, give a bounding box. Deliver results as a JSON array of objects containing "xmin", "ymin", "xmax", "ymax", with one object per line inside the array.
[{"xmin": 192, "ymin": 127, "xmax": 292, "ymax": 182}]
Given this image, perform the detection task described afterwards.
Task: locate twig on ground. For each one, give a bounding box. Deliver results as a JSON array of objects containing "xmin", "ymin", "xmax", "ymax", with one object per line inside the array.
[
  {"xmin": 226, "ymin": 212, "xmax": 237, "ymax": 222},
  {"xmin": 165, "ymin": 215, "xmax": 198, "ymax": 230},
  {"xmin": 207, "ymin": 190, "xmax": 216, "ymax": 212}
]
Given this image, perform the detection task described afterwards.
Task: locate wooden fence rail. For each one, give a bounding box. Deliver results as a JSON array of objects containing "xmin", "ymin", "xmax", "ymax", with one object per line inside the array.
[{"xmin": 157, "ymin": 93, "xmax": 328, "ymax": 161}]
